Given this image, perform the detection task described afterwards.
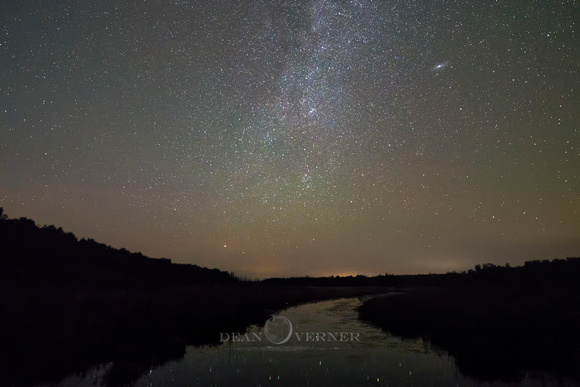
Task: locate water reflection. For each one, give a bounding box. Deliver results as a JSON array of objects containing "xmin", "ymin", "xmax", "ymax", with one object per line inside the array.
[
  {"xmin": 59, "ymin": 296, "xmax": 575, "ymax": 386},
  {"xmin": 136, "ymin": 297, "xmax": 459, "ymax": 386}
]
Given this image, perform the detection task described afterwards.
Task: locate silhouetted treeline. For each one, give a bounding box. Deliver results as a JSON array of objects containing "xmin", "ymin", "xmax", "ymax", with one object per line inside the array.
[
  {"xmin": 0, "ymin": 208, "xmax": 387, "ymax": 386},
  {"xmin": 262, "ymin": 274, "xmax": 386, "ymax": 286},
  {"xmin": 357, "ymin": 260, "xmax": 580, "ymax": 382},
  {"xmin": 0, "ymin": 209, "xmax": 236, "ymax": 288},
  {"xmin": 263, "ymin": 258, "xmax": 580, "ymax": 288}
]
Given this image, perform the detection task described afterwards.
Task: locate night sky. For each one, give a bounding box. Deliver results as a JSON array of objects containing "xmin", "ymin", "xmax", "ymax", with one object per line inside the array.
[{"xmin": 1, "ymin": 1, "xmax": 578, "ymax": 278}]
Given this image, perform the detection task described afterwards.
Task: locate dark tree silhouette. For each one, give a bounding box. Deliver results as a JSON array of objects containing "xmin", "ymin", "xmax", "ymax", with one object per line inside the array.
[{"xmin": 0, "ymin": 210, "xmax": 386, "ymax": 386}]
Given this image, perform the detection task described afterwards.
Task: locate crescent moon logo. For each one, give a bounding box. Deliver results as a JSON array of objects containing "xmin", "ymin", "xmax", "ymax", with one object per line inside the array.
[{"xmin": 264, "ymin": 316, "xmax": 293, "ymax": 345}]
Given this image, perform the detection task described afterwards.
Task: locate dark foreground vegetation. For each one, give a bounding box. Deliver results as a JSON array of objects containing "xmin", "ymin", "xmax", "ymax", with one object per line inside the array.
[
  {"xmin": 2, "ymin": 207, "xmax": 579, "ymax": 385},
  {"xmin": 359, "ymin": 259, "xmax": 580, "ymax": 383},
  {"xmin": 0, "ymin": 208, "xmax": 387, "ymax": 386}
]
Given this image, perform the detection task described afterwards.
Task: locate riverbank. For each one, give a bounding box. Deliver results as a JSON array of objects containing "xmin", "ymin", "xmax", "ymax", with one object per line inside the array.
[
  {"xmin": 358, "ymin": 284, "xmax": 580, "ymax": 382},
  {"xmin": 0, "ymin": 211, "xmax": 389, "ymax": 385},
  {"xmin": 0, "ymin": 281, "xmax": 389, "ymax": 386}
]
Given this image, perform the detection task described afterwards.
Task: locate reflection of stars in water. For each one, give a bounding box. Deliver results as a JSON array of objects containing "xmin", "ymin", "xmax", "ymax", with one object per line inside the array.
[{"xmin": 431, "ymin": 61, "xmax": 449, "ymax": 71}]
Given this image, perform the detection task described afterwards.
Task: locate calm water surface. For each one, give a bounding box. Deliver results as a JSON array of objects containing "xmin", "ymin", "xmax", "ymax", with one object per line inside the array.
[{"xmin": 60, "ymin": 295, "xmax": 573, "ymax": 386}]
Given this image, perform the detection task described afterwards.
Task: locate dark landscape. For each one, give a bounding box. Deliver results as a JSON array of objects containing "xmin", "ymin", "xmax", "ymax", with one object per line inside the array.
[
  {"xmin": 0, "ymin": 208, "xmax": 387, "ymax": 386},
  {"xmin": 358, "ymin": 263, "xmax": 580, "ymax": 383},
  {"xmin": 1, "ymin": 208, "xmax": 579, "ymax": 386}
]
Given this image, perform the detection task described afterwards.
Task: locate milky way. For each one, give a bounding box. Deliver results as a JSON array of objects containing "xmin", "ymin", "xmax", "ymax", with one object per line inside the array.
[{"xmin": 1, "ymin": 0, "xmax": 578, "ymax": 277}]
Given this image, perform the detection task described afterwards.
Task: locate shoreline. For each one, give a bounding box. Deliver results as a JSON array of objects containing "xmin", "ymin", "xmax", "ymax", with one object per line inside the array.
[
  {"xmin": 358, "ymin": 285, "xmax": 580, "ymax": 383},
  {"xmin": 0, "ymin": 282, "xmax": 389, "ymax": 386}
]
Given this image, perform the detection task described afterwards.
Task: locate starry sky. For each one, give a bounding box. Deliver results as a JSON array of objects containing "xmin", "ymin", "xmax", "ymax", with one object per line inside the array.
[{"xmin": 1, "ymin": 0, "xmax": 578, "ymax": 278}]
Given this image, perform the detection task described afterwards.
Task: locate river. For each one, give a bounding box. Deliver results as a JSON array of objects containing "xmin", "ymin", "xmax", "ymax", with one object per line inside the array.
[{"xmin": 59, "ymin": 295, "xmax": 573, "ymax": 386}]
